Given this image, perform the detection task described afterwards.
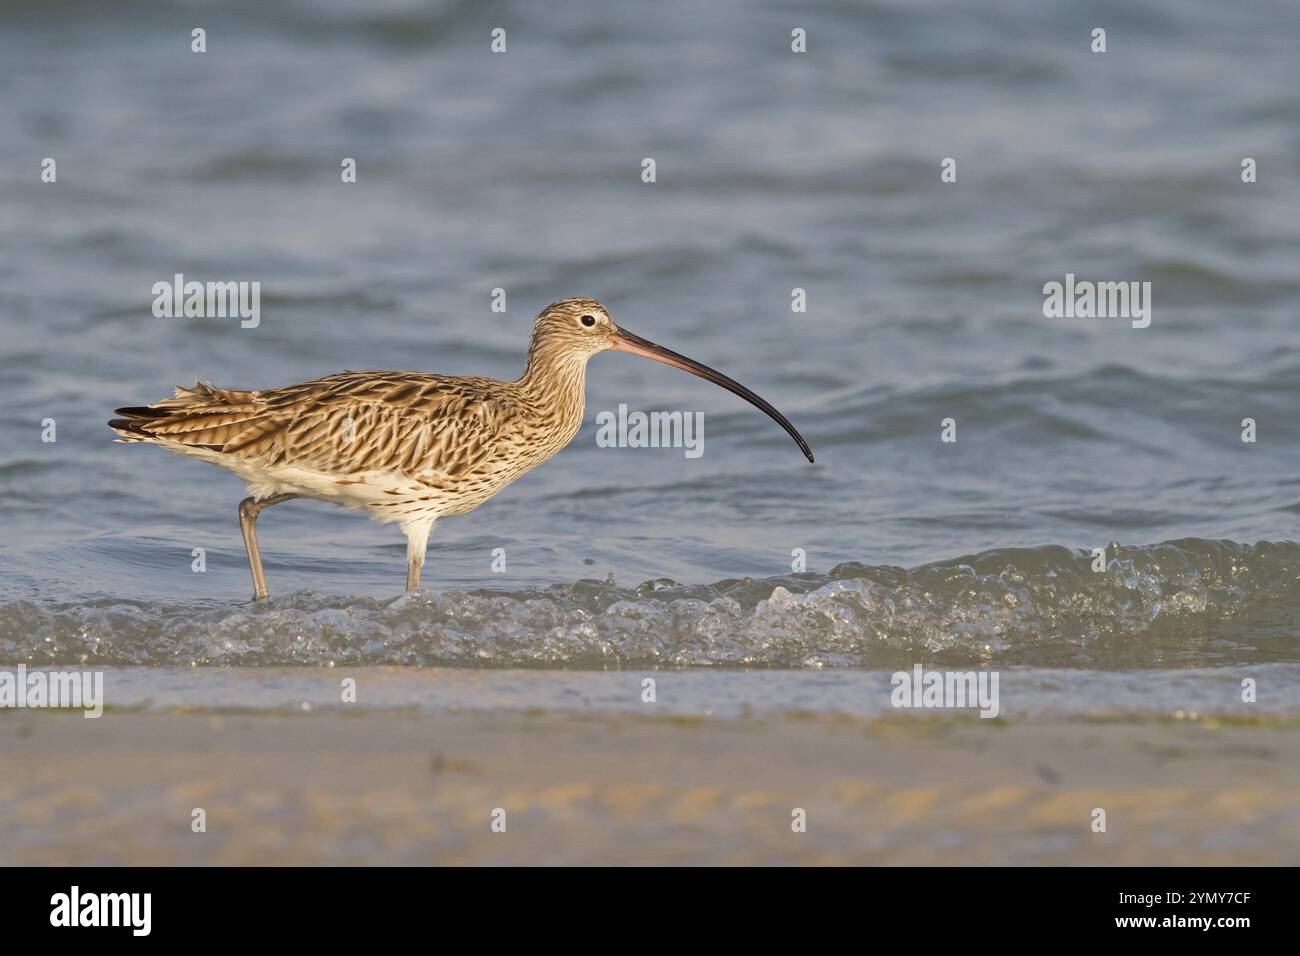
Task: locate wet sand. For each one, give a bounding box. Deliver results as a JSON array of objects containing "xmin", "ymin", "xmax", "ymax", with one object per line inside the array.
[{"xmin": 3, "ymin": 710, "xmax": 1298, "ymax": 865}]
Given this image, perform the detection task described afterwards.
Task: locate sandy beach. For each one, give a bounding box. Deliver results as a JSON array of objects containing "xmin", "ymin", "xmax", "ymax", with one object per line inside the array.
[
  {"xmin": 4, "ymin": 0, "xmax": 1299, "ymax": 881},
  {"xmin": 4, "ymin": 709, "xmax": 1298, "ymax": 865}
]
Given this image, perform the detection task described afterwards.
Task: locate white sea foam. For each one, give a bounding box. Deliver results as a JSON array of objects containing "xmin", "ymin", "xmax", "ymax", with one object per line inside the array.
[{"xmin": 2, "ymin": 539, "xmax": 1294, "ymax": 670}]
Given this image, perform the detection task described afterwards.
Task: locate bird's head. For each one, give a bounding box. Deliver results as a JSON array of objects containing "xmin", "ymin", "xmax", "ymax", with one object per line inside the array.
[
  {"xmin": 527, "ymin": 297, "xmax": 619, "ymax": 359},
  {"xmin": 525, "ymin": 297, "xmax": 814, "ymax": 463}
]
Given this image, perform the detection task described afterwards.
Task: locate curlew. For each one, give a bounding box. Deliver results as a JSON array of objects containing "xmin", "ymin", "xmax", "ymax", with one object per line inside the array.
[{"xmin": 109, "ymin": 298, "xmax": 813, "ymax": 599}]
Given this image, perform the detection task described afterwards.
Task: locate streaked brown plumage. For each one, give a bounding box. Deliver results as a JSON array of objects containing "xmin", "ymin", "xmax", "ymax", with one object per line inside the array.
[{"xmin": 110, "ymin": 297, "xmax": 813, "ymax": 599}]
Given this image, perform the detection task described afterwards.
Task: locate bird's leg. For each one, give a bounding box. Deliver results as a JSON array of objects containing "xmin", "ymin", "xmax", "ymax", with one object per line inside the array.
[
  {"xmin": 238, "ymin": 494, "xmax": 297, "ymax": 600},
  {"xmin": 403, "ymin": 518, "xmax": 435, "ymax": 592}
]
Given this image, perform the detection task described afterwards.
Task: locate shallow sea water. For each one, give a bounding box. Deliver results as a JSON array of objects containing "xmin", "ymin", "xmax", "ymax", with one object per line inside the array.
[{"xmin": 1, "ymin": 1, "xmax": 1298, "ymax": 716}]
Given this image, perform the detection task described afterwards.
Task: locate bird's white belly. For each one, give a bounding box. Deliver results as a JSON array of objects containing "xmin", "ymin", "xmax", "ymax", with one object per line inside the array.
[
  {"xmin": 157, "ymin": 436, "xmax": 510, "ymax": 526},
  {"xmin": 223, "ymin": 457, "xmax": 445, "ymax": 524}
]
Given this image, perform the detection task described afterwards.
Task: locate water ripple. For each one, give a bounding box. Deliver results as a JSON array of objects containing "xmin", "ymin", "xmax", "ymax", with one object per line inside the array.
[{"xmin": 3, "ymin": 538, "xmax": 1294, "ymax": 669}]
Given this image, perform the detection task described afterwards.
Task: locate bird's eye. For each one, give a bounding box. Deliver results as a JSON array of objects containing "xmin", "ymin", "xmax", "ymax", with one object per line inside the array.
[{"xmin": 580, "ymin": 314, "xmax": 596, "ymax": 327}]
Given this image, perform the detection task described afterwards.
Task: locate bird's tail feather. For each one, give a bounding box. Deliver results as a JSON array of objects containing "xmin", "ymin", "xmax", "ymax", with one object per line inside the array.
[{"xmin": 107, "ymin": 381, "xmax": 237, "ymax": 449}]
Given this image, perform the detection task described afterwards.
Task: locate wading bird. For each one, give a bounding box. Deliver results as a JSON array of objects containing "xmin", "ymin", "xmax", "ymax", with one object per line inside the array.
[{"xmin": 110, "ymin": 298, "xmax": 813, "ymax": 599}]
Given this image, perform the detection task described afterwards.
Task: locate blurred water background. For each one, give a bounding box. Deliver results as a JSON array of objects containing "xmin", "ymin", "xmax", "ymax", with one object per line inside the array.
[{"xmin": 1, "ymin": 0, "xmax": 1298, "ymax": 714}]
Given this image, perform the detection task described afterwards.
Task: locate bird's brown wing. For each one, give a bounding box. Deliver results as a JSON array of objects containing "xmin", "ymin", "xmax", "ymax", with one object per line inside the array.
[{"xmin": 110, "ymin": 372, "xmax": 522, "ymax": 482}]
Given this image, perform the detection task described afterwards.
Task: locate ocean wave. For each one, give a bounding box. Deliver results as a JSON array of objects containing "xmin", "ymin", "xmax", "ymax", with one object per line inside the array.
[{"xmin": 1, "ymin": 538, "xmax": 1295, "ymax": 669}]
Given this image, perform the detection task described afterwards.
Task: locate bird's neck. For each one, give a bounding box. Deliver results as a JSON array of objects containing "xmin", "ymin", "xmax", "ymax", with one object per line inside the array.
[{"xmin": 516, "ymin": 349, "xmax": 589, "ymax": 427}]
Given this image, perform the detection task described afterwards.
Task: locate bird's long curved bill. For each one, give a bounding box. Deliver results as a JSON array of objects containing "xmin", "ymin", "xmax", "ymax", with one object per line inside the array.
[{"xmin": 610, "ymin": 327, "xmax": 814, "ymax": 463}]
